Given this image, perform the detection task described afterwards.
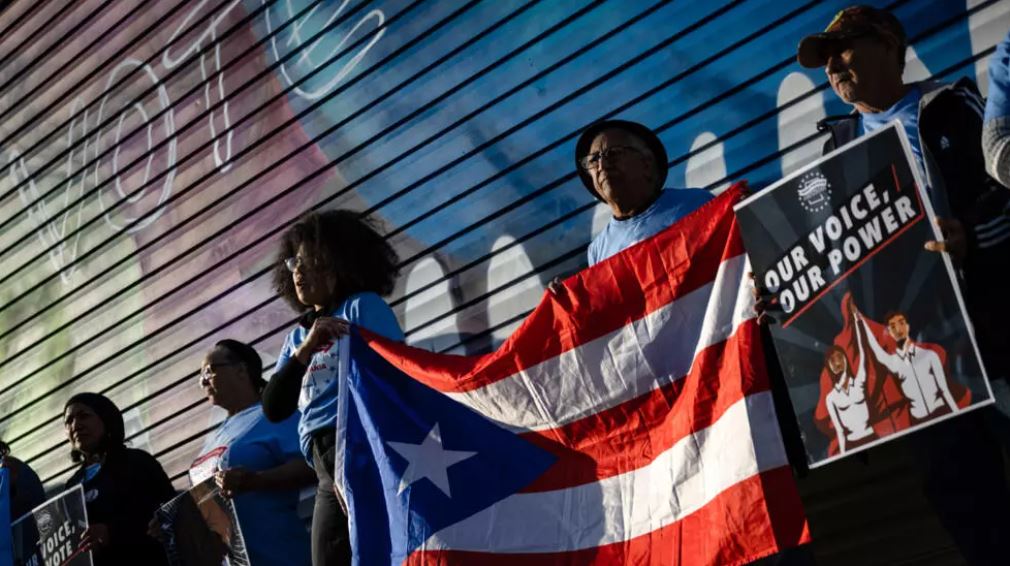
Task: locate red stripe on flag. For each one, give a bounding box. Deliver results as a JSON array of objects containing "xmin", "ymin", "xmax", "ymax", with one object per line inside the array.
[
  {"xmin": 520, "ymin": 320, "xmax": 769, "ymax": 491},
  {"xmin": 362, "ymin": 183, "xmax": 748, "ymax": 393},
  {"xmin": 405, "ymin": 466, "xmax": 810, "ymax": 566}
]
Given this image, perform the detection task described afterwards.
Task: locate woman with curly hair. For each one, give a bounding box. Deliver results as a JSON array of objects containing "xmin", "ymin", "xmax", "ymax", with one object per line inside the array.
[{"xmin": 262, "ymin": 209, "xmax": 402, "ymax": 566}]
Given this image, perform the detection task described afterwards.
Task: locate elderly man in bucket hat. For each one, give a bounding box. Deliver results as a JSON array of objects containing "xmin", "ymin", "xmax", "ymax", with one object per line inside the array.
[
  {"xmin": 569, "ymin": 121, "xmax": 816, "ymax": 565},
  {"xmin": 574, "ymin": 119, "xmax": 712, "ymax": 266}
]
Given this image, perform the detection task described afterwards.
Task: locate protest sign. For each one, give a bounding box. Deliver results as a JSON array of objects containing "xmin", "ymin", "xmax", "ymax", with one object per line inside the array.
[
  {"xmin": 734, "ymin": 122, "xmax": 993, "ymax": 466},
  {"xmin": 11, "ymin": 485, "xmax": 91, "ymax": 566},
  {"xmin": 155, "ymin": 477, "xmax": 248, "ymax": 566}
]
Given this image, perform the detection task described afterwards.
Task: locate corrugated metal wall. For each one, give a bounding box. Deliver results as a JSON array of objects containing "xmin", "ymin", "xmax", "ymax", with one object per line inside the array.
[{"xmin": 1, "ymin": 0, "xmax": 1007, "ymax": 562}]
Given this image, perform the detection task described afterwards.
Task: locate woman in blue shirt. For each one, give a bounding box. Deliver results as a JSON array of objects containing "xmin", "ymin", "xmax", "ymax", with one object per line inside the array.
[
  {"xmin": 262, "ymin": 210, "xmax": 403, "ymax": 566},
  {"xmin": 191, "ymin": 339, "xmax": 315, "ymax": 565}
]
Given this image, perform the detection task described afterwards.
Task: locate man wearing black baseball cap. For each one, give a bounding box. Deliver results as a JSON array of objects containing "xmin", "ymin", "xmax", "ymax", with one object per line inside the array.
[
  {"xmin": 798, "ymin": 7, "xmax": 1010, "ymax": 565},
  {"xmin": 799, "ymin": 6, "xmax": 929, "ymax": 183},
  {"xmin": 798, "ymin": 5, "xmax": 907, "ymax": 77},
  {"xmin": 574, "ymin": 119, "xmax": 711, "ymax": 266}
]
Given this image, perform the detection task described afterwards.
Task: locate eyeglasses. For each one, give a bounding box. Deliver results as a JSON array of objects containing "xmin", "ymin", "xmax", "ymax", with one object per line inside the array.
[
  {"xmin": 199, "ymin": 362, "xmax": 240, "ymax": 384},
  {"xmin": 578, "ymin": 145, "xmax": 643, "ymax": 171},
  {"xmin": 284, "ymin": 256, "xmax": 313, "ymax": 272}
]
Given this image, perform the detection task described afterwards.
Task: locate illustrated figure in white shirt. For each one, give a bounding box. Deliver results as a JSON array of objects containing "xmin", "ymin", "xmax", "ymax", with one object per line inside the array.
[
  {"xmin": 860, "ymin": 311, "xmax": 959, "ymax": 425},
  {"xmin": 824, "ymin": 312, "xmax": 876, "ymax": 453}
]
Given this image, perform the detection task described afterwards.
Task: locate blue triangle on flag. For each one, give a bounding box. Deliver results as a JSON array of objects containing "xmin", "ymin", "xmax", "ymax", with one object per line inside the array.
[{"xmin": 341, "ymin": 329, "xmax": 556, "ymax": 562}]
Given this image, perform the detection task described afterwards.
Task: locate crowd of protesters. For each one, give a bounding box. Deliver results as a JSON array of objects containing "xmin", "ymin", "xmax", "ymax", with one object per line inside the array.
[{"xmin": 3, "ymin": 4, "xmax": 1010, "ymax": 566}]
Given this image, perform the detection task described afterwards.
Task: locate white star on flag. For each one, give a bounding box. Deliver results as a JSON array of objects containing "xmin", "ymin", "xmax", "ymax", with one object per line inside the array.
[{"xmin": 387, "ymin": 422, "xmax": 477, "ymax": 498}]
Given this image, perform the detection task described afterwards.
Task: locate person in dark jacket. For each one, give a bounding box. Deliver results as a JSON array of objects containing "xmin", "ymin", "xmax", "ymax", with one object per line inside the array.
[
  {"xmin": 801, "ymin": 6, "xmax": 1010, "ymax": 384},
  {"xmin": 797, "ymin": 6, "xmax": 1010, "ymax": 564},
  {"xmin": 64, "ymin": 392, "xmax": 175, "ymax": 566},
  {"xmin": 0, "ymin": 439, "xmax": 46, "ymax": 521}
]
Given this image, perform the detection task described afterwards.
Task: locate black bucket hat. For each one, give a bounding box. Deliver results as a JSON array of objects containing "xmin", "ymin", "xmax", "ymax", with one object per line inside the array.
[{"xmin": 575, "ymin": 119, "xmax": 668, "ymax": 201}]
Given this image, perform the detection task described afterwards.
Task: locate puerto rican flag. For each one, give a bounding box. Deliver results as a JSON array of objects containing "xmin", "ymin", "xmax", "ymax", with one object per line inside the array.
[{"xmin": 335, "ymin": 183, "xmax": 810, "ymax": 565}]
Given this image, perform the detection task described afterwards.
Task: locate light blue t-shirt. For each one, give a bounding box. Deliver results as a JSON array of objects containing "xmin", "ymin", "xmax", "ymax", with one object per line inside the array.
[
  {"xmin": 190, "ymin": 403, "xmax": 310, "ymax": 566},
  {"xmin": 986, "ymin": 29, "xmax": 1010, "ymax": 122},
  {"xmin": 275, "ymin": 292, "xmax": 404, "ymax": 460},
  {"xmin": 588, "ymin": 188, "xmax": 713, "ymax": 265},
  {"xmin": 859, "ymin": 85, "xmax": 925, "ymax": 176}
]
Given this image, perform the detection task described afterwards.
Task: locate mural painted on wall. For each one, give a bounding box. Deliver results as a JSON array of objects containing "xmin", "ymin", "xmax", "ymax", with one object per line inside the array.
[{"xmin": 0, "ymin": 0, "xmax": 1007, "ymax": 489}]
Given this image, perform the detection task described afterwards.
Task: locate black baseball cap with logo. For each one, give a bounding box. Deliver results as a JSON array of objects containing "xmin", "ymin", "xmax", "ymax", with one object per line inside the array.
[
  {"xmin": 574, "ymin": 119, "xmax": 669, "ymax": 201},
  {"xmin": 797, "ymin": 5, "xmax": 907, "ymax": 69}
]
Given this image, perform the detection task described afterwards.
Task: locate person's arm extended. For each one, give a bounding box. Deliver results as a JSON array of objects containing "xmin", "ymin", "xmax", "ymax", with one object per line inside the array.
[
  {"xmin": 216, "ymin": 459, "xmax": 315, "ymax": 498},
  {"xmin": 827, "ymin": 398, "xmax": 846, "ymax": 454},
  {"xmin": 853, "ymin": 317, "xmax": 868, "ymax": 387},
  {"xmin": 860, "ymin": 317, "xmax": 901, "ymax": 374}
]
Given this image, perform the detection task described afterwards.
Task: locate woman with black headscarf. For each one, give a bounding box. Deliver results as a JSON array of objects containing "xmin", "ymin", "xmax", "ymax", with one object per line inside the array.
[{"xmin": 63, "ymin": 392, "xmax": 175, "ymax": 566}]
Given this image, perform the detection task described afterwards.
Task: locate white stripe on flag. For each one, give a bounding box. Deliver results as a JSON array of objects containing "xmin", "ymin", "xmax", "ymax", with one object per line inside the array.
[
  {"xmin": 420, "ymin": 391, "xmax": 786, "ymax": 552},
  {"xmin": 445, "ymin": 254, "xmax": 754, "ymax": 432}
]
